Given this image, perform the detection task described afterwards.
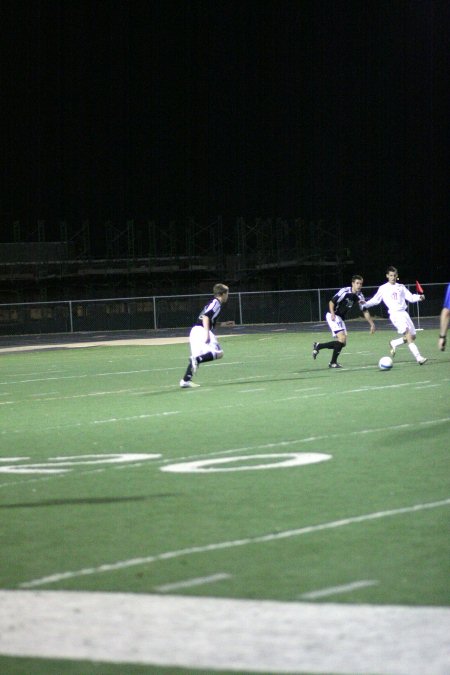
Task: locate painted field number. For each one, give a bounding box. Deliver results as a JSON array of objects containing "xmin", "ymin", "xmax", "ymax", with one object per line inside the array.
[{"xmin": 0, "ymin": 454, "xmax": 161, "ymax": 474}]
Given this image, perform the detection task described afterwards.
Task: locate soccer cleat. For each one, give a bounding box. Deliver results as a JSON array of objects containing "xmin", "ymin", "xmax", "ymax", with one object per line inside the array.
[
  {"xmin": 312, "ymin": 342, "xmax": 319, "ymax": 360},
  {"xmin": 190, "ymin": 356, "xmax": 198, "ymax": 374},
  {"xmin": 328, "ymin": 362, "xmax": 343, "ymax": 369},
  {"xmin": 389, "ymin": 340, "xmax": 396, "ymax": 358},
  {"xmin": 417, "ymin": 356, "xmax": 427, "ymax": 365},
  {"xmin": 179, "ymin": 379, "xmax": 200, "ymax": 388}
]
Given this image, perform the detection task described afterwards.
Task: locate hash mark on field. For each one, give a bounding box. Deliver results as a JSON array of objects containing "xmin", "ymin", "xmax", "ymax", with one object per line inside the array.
[
  {"xmin": 293, "ymin": 387, "xmax": 321, "ymax": 392},
  {"xmin": 91, "ymin": 412, "xmax": 180, "ymax": 425},
  {"xmin": 214, "ymin": 361, "xmax": 243, "ymax": 366},
  {"xmin": 299, "ymin": 580, "xmax": 379, "ymax": 599},
  {"xmin": 239, "ymin": 388, "xmax": 266, "ymax": 393},
  {"xmin": 154, "ymin": 573, "xmax": 231, "ymax": 593},
  {"xmin": 19, "ymin": 498, "xmax": 450, "ymax": 588},
  {"xmin": 277, "ymin": 393, "xmax": 327, "ymax": 401}
]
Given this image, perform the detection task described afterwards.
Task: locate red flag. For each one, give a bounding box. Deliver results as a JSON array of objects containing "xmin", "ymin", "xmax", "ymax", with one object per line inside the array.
[{"xmin": 415, "ymin": 280, "xmax": 424, "ymax": 294}]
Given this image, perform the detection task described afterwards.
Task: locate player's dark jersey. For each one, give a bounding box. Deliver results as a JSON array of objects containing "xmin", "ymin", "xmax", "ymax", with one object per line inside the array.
[
  {"xmin": 330, "ymin": 286, "xmax": 365, "ymax": 319},
  {"xmin": 196, "ymin": 297, "xmax": 222, "ymax": 328}
]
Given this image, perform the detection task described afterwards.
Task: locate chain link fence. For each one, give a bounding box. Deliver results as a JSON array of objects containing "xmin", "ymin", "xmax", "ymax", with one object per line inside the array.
[{"xmin": 0, "ymin": 283, "xmax": 447, "ymax": 336}]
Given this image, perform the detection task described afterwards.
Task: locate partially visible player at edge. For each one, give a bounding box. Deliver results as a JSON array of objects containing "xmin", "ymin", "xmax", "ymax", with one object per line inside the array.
[
  {"xmin": 313, "ymin": 274, "xmax": 375, "ymax": 369},
  {"xmin": 180, "ymin": 283, "xmax": 229, "ymax": 388},
  {"xmin": 438, "ymin": 283, "xmax": 450, "ymax": 351},
  {"xmin": 362, "ymin": 266, "xmax": 427, "ymax": 365}
]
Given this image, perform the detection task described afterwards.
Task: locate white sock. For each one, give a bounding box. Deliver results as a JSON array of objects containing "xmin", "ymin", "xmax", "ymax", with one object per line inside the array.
[
  {"xmin": 408, "ymin": 343, "xmax": 420, "ymax": 359},
  {"xmin": 392, "ymin": 337, "xmax": 405, "ymax": 348}
]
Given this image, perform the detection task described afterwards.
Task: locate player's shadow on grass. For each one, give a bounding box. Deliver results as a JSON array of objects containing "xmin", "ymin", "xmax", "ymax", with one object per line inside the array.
[
  {"xmin": 0, "ymin": 494, "xmax": 179, "ymax": 509},
  {"xmin": 141, "ymin": 371, "xmax": 339, "ymax": 396}
]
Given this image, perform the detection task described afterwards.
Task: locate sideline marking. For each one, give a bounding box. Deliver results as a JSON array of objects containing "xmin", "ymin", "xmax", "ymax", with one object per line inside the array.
[
  {"xmin": 0, "ymin": 591, "xmax": 448, "ymax": 674},
  {"xmin": 299, "ymin": 580, "xmax": 379, "ymax": 599},
  {"xmin": 19, "ymin": 498, "xmax": 450, "ymax": 588},
  {"xmin": 154, "ymin": 573, "xmax": 231, "ymax": 593},
  {"xmin": 161, "ymin": 453, "xmax": 331, "ymax": 473}
]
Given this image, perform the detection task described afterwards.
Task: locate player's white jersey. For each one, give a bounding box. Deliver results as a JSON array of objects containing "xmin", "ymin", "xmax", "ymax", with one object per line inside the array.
[{"xmin": 363, "ymin": 282, "xmax": 421, "ymax": 315}]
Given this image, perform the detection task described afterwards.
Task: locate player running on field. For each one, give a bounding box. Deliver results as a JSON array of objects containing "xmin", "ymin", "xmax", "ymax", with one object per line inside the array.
[
  {"xmin": 313, "ymin": 274, "xmax": 375, "ymax": 369},
  {"xmin": 361, "ymin": 266, "xmax": 427, "ymax": 365},
  {"xmin": 180, "ymin": 283, "xmax": 229, "ymax": 388}
]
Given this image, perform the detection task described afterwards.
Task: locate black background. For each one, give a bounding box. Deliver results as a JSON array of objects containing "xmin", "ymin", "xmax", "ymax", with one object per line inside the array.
[{"xmin": 1, "ymin": 0, "xmax": 448, "ymax": 290}]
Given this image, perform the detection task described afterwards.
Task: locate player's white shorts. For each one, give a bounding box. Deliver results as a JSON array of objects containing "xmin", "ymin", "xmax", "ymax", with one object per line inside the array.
[
  {"xmin": 389, "ymin": 310, "xmax": 416, "ymax": 337},
  {"xmin": 189, "ymin": 326, "xmax": 223, "ymax": 358},
  {"xmin": 326, "ymin": 312, "xmax": 347, "ymax": 336}
]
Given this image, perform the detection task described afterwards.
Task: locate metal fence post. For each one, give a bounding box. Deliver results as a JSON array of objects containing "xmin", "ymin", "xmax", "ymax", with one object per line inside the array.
[
  {"xmin": 69, "ymin": 301, "xmax": 74, "ymax": 333},
  {"xmin": 317, "ymin": 289, "xmax": 322, "ymax": 321},
  {"xmin": 238, "ymin": 292, "xmax": 243, "ymax": 325},
  {"xmin": 153, "ymin": 296, "xmax": 157, "ymax": 330}
]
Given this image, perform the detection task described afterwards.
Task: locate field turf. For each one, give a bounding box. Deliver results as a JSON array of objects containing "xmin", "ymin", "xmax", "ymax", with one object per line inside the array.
[{"xmin": 0, "ymin": 324, "xmax": 449, "ymax": 674}]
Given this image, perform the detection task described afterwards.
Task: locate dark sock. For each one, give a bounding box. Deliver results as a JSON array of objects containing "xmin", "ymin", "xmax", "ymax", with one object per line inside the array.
[
  {"xmin": 182, "ymin": 352, "xmax": 215, "ymax": 381},
  {"xmin": 182, "ymin": 362, "xmax": 193, "ymax": 381},
  {"xmin": 197, "ymin": 352, "xmax": 214, "ymax": 364},
  {"xmin": 319, "ymin": 340, "xmax": 338, "ymax": 350},
  {"xmin": 330, "ymin": 342, "xmax": 344, "ymax": 364}
]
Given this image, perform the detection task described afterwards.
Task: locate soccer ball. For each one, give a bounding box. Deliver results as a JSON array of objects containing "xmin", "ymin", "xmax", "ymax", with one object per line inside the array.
[{"xmin": 378, "ymin": 356, "xmax": 393, "ymax": 370}]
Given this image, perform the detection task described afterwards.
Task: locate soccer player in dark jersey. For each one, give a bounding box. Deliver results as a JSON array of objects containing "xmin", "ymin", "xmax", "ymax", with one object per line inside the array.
[
  {"xmin": 180, "ymin": 283, "xmax": 229, "ymax": 387},
  {"xmin": 312, "ymin": 275, "xmax": 375, "ymax": 368}
]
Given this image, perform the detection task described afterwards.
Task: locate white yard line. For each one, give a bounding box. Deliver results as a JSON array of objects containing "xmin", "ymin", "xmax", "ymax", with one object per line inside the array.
[
  {"xmin": 19, "ymin": 498, "xmax": 450, "ymax": 588},
  {"xmin": 154, "ymin": 573, "xmax": 231, "ymax": 593},
  {"xmin": 0, "ymin": 366, "xmax": 181, "ymax": 386},
  {"xmin": 276, "ymin": 380, "xmax": 435, "ymax": 401},
  {"xmin": 277, "ymin": 393, "xmax": 327, "ymax": 401},
  {"xmin": 0, "ymin": 410, "xmax": 180, "ymax": 436},
  {"xmin": 299, "ymin": 580, "xmax": 379, "ymax": 599},
  {"xmin": 0, "ymin": 590, "xmax": 448, "ymax": 674}
]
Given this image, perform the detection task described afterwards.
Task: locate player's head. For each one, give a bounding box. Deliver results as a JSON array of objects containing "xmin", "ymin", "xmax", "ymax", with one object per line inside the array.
[
  {"xmin": 213, "ymin": 283, "xmax": 229, "ymax": 302},
  {"xmin": 351, "ymin": 274, "xmax": 364, "ymax": 291},
  {"xmin": 386, "ymin": 266, "xmax": 399, "ymax": 284}
]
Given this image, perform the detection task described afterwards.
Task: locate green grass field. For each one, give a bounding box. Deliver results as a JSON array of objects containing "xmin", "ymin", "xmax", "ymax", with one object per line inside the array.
[{"xmin": 1, "ymin": 325, "xmax": 449, "ymax": 674}]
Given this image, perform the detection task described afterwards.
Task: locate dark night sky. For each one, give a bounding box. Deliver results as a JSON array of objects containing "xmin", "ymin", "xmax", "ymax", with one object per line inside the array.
[{"xmin": 1, "ymin": 0, "xmax": 449, "ymax": 278}]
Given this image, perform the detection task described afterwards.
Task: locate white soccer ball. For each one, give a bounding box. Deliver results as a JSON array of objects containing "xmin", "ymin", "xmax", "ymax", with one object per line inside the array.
[{"xmin": 378, "ymin": 356, "xmax": 393, "ymax": 370}]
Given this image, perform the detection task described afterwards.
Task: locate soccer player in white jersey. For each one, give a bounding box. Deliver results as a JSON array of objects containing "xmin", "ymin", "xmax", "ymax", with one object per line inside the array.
[
  {"xmin": 180, "ymin": 283, "xmax": 229, "ymax": 388},
  {"xmin": 362, "ymin": 266, "xmax": 427, "ymax": 365},
  {"xmin": 313, "ymin": 274, "xmax": 375, "ymax": 368}
]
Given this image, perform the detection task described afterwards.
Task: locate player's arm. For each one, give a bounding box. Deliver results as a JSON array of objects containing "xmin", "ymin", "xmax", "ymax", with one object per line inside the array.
[
  {"xmin": 202, "ymin": 314, "xmax": 212, "ymax": 342},
  {"xmin": 328, "ymin": 299, "xmax": 336, "ymax": 321},
  {"xmin": 405, "ymin": 288, "xmax": 424, "ymax": 303},
  {"xmin": 361, "ymin": 288, "xmax": 382, "ymax": 310},
  {"xmin": 439, "ymin": 307, "xmax": 449, "ymax": 351}
]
